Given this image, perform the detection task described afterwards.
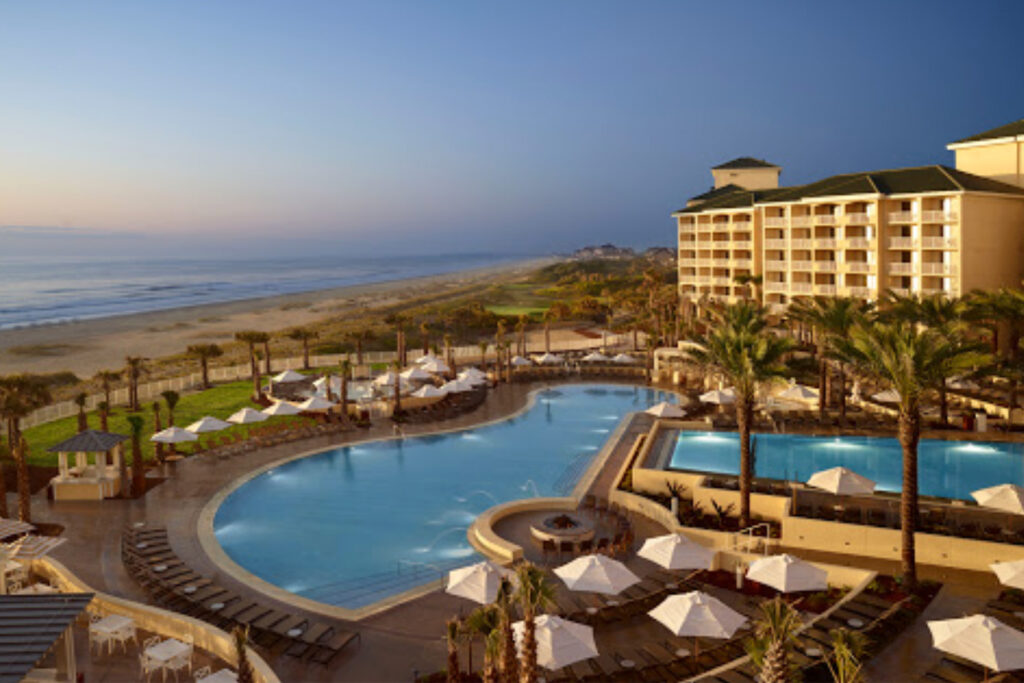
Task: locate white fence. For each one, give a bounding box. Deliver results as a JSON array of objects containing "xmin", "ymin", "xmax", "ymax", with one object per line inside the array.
[{"xmin": 22, "ymin": 333, "xmax": 638, "ymax": 429}]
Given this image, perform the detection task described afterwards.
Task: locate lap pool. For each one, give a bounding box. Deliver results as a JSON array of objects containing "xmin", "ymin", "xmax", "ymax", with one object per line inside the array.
[
  {"xmin": 667, "ymin": 431, "xmax": 1024, "ymax": 500},
  {"xmin": 213, "ymin": 384, "xmax": 674, "ymax": 609}
]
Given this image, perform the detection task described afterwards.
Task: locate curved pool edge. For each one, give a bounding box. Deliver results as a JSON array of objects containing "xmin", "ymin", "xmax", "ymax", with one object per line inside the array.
[{"xmin": 197, "ymin": 382, "xmax": 627, "ymax": 621}]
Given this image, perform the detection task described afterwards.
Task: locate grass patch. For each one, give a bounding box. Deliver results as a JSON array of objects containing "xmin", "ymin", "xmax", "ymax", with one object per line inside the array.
[
  {"xmin": 6, "ymin": 343, "xmax": 85, "ymax": 357},
  {"xmin": 485, "ymin": 305, "xmax": 549, "ymax": 317},
  {"xmin": 20, "ymin": 380, "xmax": 313, "ymax": 467}
]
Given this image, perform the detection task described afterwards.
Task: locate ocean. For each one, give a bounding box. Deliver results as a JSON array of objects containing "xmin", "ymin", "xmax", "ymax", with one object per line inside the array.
[{"xmin": 0, "ymin": 253, "xmax": 524, "ymax": 330}]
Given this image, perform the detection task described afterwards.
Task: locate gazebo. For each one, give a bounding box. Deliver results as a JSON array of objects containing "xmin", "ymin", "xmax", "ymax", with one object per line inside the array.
[{"xmin": 46, "ymin": 430, "xmax": 129, "ymax": 501}]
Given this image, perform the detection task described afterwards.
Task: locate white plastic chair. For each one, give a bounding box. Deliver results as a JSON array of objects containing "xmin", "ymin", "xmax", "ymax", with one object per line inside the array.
[
  {"xmin": 88, "ymin": 615, "xmax": 110, "ymax": 656},
  {"xmin": 109, "ymin": 620, "xmax": 138, "ymax": 653},
  {"xmin": 139, "ymin": 651, "xmax": 160, "ymax": 682},
  {"xmin": 162, "ymin": 651, "xmax": 191, "ymax": 682},
  {"xmin": 192, "ymin": 666, "xmax": 211, "ymax": 683}
]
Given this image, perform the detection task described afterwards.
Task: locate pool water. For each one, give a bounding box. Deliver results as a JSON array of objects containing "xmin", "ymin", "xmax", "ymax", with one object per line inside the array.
[
  {"xmin": 668, "ymin": 431, "xmax": 1024, "ymax": 500},
  {"xmin": 213, "ymin": 384, "xmax": 675, "ymax": 608}
]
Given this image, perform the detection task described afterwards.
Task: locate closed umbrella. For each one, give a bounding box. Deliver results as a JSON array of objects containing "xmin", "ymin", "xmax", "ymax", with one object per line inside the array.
[
  {"xmin": 929, "ymin": 615, "xmax": 1024, "ymax": 676},
  {"xmin": 991, "ymin": 560, "xmax": 1024, "ymax": 590},
  {"xmin": 512, "ymin": 615, "xmax": 598, "ymax": 671},
  {"xmin": 554, "ymin": 555, "xmax": 641, "ymax": 595},
  {"xmin": 648, "ymin": 591, "xmax": 747, "ymax": 656},
  {"xmin": 646, "ymin": 402, "xmax": 686, "ymax": 419},
  {"xmin": 972, "ymin": 485, "xmax": 1024, "ymax": 515},
  {"xmin": 185, "ymin": 416, "xmax": 232, "ymax": 434},
  {"xmin": 262, "ymin": 401, "xmax": 302, "ymax": 417},
  {"xmin": 150, "ymin": 426, "xmax": 198, "ymax": 444},
  {"xmin": 745, "ymin": 554, "xmax": 827, "ymax": 593},
  {"xmin": 806, "ymin": 467, "xmax": 876, "ymax": 496},
  {"xmin": 637, "ymin": 533, "xmax": 715, "ymax": 571},
  {"xmin": 227, "ymin": 407, "xmax": 269, "ymax": 424},
  {"xmin": 700, "ymin": 388, "xmax": 736, "ymax": 405},
  {"xmin": 445, "ymin": 561, "xmax": 515, "ymax": 605},
  {"xmin": 272, "ymin": 369, "xmax": 306, "ymax": 383}
]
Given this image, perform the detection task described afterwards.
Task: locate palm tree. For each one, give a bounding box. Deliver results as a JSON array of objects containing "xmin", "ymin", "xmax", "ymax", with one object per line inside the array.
[
  {"xmin": 515, "ymin": 562, "xmax": 555, "ymax": 683},
  {"xmin": 419, "ymin": 321, "xmax": 431, "ymax": 356},
  {"xmin": 515, "ymin": 315, "xmax": 528, "ymax": 355},
  {"xmin": 746, "ymin": 596, "xmax": 802, "ymax": 683},
  {"xmin": 74, "ymin": 392, "xmax": 88, "ymax": 433},
  {"xmin": 542, "ymin": 309, "xmax": 555, "ymax": 354},
  {"xmin": 824, "ymin": 628, "xmax": 867, "ymax": 683},
  {"xmin": 478, "ymin": 341, "xmax": 489, "ymax": 372},
  {"xmin": 0, "ymin": 375, "xmax": 51, "ymax": 523},
  {"xmin": 98, "ymin": 401, "xmax": 110, "ymax": 432},
  {"xmin": 836, "ymin": 320, "xmax": 989, "ymax": 587},
  {"xmin": 234, "ymin": 331, "xmax": 265, "ymax": 399},
  {"xmin": 126, "ymin": 414, "xmax": 145, "ymax": 497},
  {"xmin": 124, "ymin": 356, "xmax": 146, "ymax": 411},
  {"xmin": 152, "ymin": 402, "xmax": 165, "ymax": 464},
  {"xmin": 286, "ymin": 328, "xmax": 318, "ymax": 370},
  {"xmin": 391, "ymin": 359, "xmax": 402, "ymax": 418},
  {"xmin": 464, "ymin": 605, "xmax": 501, "ymax": 682},
  {"xmin": 256, "ymin": 332, "xmax": 272, "ymax": 375},
  {"xmin": 444, "ymin": 333, "xmax": 456, "ymax": 376},
  {"xmin": 93, "ymin": 369, "xmax": 121, "ymax": 408},
  {"xmin": 161, "ymin": 390, "xmax": 180, "ymax": 455},
  {"xmin": 734, "ymin": 273, "xmax": 764, "ymax": 304},
  {"xmin": 686, "ymin": 302, "xmax": 793, "ymax": 527},
  {"xmin": 338, "ymin": 358, "xmax": 351, "ymax": 422},
  {"xmin": 445, "ymin": 618, "xmax": 461, "ymax": 683},
  {"xmin": 186, "ymin": 343, "xmax": 223, "ymax": 389},
  {"xmin": 348, "ymin": 328, "xmax": 373, "ymax": 367},
  {"xmin": 231, "ymin": 625, "xmax": 255, "ymax": 683},
  {"xmin": 967, "ymin": 288, "xmax": 1024, "ymax": 357},
  {"xmin": 496, "ymin": 576, "xmax": 518, "ymax": 681}
]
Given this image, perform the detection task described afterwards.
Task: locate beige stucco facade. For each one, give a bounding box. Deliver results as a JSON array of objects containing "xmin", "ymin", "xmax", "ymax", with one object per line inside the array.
[
  {"xmin": 711, "ymin": 165, "xmax": 780, "ymax": 190},
  {"xmin": 949, "ymin": 136, "xmax": 1024, "ymax": 188}
]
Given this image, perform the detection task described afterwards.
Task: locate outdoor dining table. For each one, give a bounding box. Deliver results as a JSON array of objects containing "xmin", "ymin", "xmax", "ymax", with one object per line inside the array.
[
  {"xmin": 145, "ymin": 637, "xmax": 191, "ymax": 670},
  {"xmin": 196, "ymin": 670, "xmax": 238, "ymax": 683},
  {"xmin": 90, "ymin": 615, "xmax": 136, "ymax": 654},
  {"xmin": 13, "ymin": 583, "xmax": 58, "ymax": 595},
  {"xmin": 3, "ymin": 559, "xmax": 26, "ymax": 581}
]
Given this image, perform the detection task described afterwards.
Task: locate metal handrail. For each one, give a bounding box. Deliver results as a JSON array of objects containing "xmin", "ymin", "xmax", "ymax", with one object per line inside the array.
[{"xmin": 731, "ymin": 522, "xmax": 774, "ymax": 555}]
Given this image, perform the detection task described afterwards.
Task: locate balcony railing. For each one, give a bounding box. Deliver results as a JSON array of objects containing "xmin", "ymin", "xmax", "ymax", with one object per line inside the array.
[
  {"xmin": 790, "ymin": 239, "xmax": 813, "ymax": 249},
  {"xmin": 847, "ymin": 286, "xmax": 873, "ymax": 298},
  {"xmin": 791, "ymin": 282, "xmax": 814, "ymax": 293},
  {"xmin": 815, "ymin": 238, "xmax": 838, "ymax": 249},
  {"xmin": 696, "ymin": 276, "xmax": 712, "ymax": 284},
  {"xmin": 732, "ymin": 259, "xmax": 753, "ymax": 269},
  {"xmin": 844, "ymin": 237, "xmax": 875, "ymax": 249},
  {"xmin": 921, "ymin": 288, "xmax": 948, "ymax": 296},
  {"xmin": 731, "ymin": 241, "xmax": 753, "ymax": 250},
  {"xmin": 764, "ymin": 282, "xmax": 788, "ymax": 293},
  {"xmin": 889, "ymin": 211, "xmax": 916, "ymax": 223},
  {"xmin": 764, "ymin": 239, "xmax": 788, "ymax": 249},
  {"xmin": 889, "ymin": 263, "xmax": 915, "ymax": 275},
  {"xmin": 712, "ymin": 277, "xmax": 733, "ymax": 285},
  {"xmin": 845, "ymin": 212, "xmax": 872, "ymax": 224},
  {"xmin": 790, "ymin": 216, "xmax": 812, "ymax": 227},
  {"xmin": 814, "ymin": 214, "xmax": 838, "ymax": 225},
  {"xmin": 678, "ymin": 223, "xmax": 695, "ymax": 232},
  {"xmin": 711, "ymin": 259, "xmax": 732, "ymax": 267},
  {"xmin": 678, "ymin": 258, "xmax": 697, "ymax": 266},
  {"xmin": 921, "ymin": 236, "xmax": 958, "ymax": 249},
  {"xmin": 921, "ymin": 210, "xmax": 958, "ymax": 223},
  {"xmin": 732, "ymin": 221, "xmax": 752, "ymax": 231},
  {"xmin": 921, "ymin": 262, "xmax": 957, "ymax": 276},
  {"xmin": 815, "ymin": 284, "xmax": 837, "ymax": 295},
  {"xmin": 815, "ymin": 261, "xmax": 838, "ymax": 272},
  {"xmin": 844, "ymin": 262, "xmax": 874, "ymax": 273},
  {"xmin": 889, "ymin": 237, "xmax": 917, "ymax": 249},
  {"xmin": 764, "ymin": 260, "xmax": 787, "ymax": 271},
  {"xmin": 764, "ymin": 217, "xmax": 788, "ymax": 228},
  {"xmin": 889, "ymin": 287, "xmax": 911, "ymax": 296},
  {"xmin": 791, "ymin": 261, "xmax": 814, "ymax": 270}
]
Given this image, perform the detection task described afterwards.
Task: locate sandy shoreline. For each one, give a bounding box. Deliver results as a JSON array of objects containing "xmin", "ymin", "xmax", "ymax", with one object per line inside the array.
[{"xmin": 0, "ymin": 256, "xmax": 555, "ymax": 377}]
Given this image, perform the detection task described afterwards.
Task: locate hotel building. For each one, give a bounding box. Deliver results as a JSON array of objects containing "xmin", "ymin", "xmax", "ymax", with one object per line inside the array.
[{"xmin": 673, "ymin": 120, "xmax": 1024, "ymax": 311}]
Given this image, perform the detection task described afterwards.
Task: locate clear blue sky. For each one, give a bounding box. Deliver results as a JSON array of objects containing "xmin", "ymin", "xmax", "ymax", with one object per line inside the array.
[{"xmin": 2, "ymin": 1, "xmax": 1023, "ymax": 259}]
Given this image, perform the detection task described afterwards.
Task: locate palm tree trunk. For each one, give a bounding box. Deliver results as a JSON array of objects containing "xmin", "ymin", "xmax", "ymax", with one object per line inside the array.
[
  {"xmin": 898, "ymin": 408, "xmax": 920, "ymax": 589},
  {"xmin": 737, "ymin": 397, "xmax": 753, "ymax": 529},
  {"xmin": 14, "ymin": 434, "xmax": 31, "ymax": 523},
  {"xmin": 302, "ymin": 340, "xmax": 310, "ymax": 370},
  {"xmin": 341, "ymin": 376, "xmax": 348, "ymax": 422},
  {"xmin": 544, "ymin": 323, "xmax": 550, "ymax": 353},
  {"xmin": 201, "ymin": 357, "xmax": 210, "ymax": 389},
  {"xmin": 263, "ymin": 342, "xmax": 271, "ymax": 375},
  {"xmin": 838, "ymin": 364, "xmax": 847, "ymax": 421},
  {"xmin": 132, "ymin": 438, "xmax": 144, "ymax": 496},
  {"xmin": 939, "ymin": 384, "xmax": 949, "ymax": 426},
  {"xmin": 818, "ymin": 355, "xmax": 827, "ymax": 423},
  {"xmin": 0, "ymin": 459, "xmax": 8, "ymax": 518},
  {"xmin": 356, "ymin": 339, "xmax": 364, "ymax": 366},
  {"xmin": 500, "ymin": 616, "xmax": 517, "ymax": 681},
  {"xmin": 519, "ymin": 608, "xmax": 537, "ymax": 683}
]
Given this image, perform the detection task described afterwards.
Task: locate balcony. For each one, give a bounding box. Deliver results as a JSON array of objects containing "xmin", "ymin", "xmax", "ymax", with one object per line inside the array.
[
  {"xmin": 790, "ymin": 239, "xmax": 813, "ymax": 249},
  {"xmin": 732, "ymin": 221, "xmax": 752, "ymax": 231},
  {"xmin": 791, "ymin": 261, "xmax": 813, "ymax": 271},
  {"xmin": 889, "ymin": 211, "xmax": 916, "ymax": 223},
  {"xmin": 922, "ymin": 236, "xmax": 958, "ymax": 249},
  {"xmin": 889, "ymin": 287, "xmax": 911, "ymax": 296},
  {"xmin": 731, "ymin": 241, "xmax": 753, "ymax": 250},
  {"xmin": 696, "ymin": 276, "xmax": 712, "ymax": 284},
  {"xmin": 732, "ymin": 259, "xmax": 753, "ymax": 269},
  {"xmin": 815, "ymin": 284, "xmax": 837, "ymax": 295},
  {"xmin": 678, "ymin": 223, "xmax": 695, "ymax": 232},
  {"xmin": 845, "ymin": 212, "xmax": 872, "ymax": 224},
  {"xmin": 847, "ymin": 286, "xmax": 873, "ymax": 298},
  {"xmin": 844, "ymin": 237, "xmax": 875, "ymax": 249},
  {"xmin": 889, "ymin": 263, "xmax": 915, "ymax": 275},
  {"xmin": 921, "ymin": 262, "xmax": 957, "ymax": 276},
  {"xmin": 921, "ymin": 210, "xmax": 958, "ymax": 223},
  {"xmin": 791, "ymin": 282, "xmax": 814, "ymax": 293},
  {"xmin": 844, "ymin": 262, "xmax": 874, "ymax": 273},
  {"xmin": 815, "ymin": 238, "xmax": 838, "ymax": 249},
  {"xmin": 764, "ymin": 260, "xmax": 787, "ymax": 271},
  {"xmin": 765, "ymin": 239, "xmax": 788, "ymax": 250},
  {"xmin": 764, "ymin": 217, "xmax": 788, "ymax": 228},
  {"xmin": 678, "ymin": 258, "xmax": 697, "ymax": 266},
  {"xmin": 814, "ymin": 215, "xmax": 838, "ymax": 225},
  {"xmin": 815, "ymin": 261, "xmax": 838, "ymax": 272},
  {"xmin": 790, "ymin": 216, "xmax": 813, "ymax": 227},
  {"xmin": 921, "ymin": 288, "xmax": 948, "ymax": 296},
  {"xmin": 711, "ymin": 259, "xmax": 732, "ymax": 267},
  {"xmin": 764, "ymin": 282, "xmax": 788, "ymax": 293},
  {"xmin": 712, "ymin": 277, "xmax": 733, "ymax": 285},
  {"xmin": 889, "ymin": 237, "xmax": 917, "ymax": 249}
]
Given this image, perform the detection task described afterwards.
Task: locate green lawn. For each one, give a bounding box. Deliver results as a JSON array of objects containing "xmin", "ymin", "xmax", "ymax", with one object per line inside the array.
[
  {"xmin": 21, "ymin": 380, "xmax": 313, "ymax": 467},
  {"xmin": 485, "ymin": 305, "xmax": 549, "ymax": 317}
]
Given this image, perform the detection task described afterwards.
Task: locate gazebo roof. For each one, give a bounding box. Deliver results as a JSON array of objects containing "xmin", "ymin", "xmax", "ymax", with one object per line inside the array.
[
  {"xmin": 0, "ymin": 593, "xmax": 94, "ymax": 682},
  {"xmin": 46, "ymin": 429, "xmax": 128, "ymax": 453}
]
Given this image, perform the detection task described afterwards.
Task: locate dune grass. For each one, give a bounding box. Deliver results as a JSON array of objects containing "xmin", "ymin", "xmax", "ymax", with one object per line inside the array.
[{"xmin": 20, "ymin": 380, "xmax": 313, "ymax": 467}]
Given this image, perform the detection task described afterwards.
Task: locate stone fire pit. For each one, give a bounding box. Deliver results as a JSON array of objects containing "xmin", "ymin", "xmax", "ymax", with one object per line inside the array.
[{"xmin": 530, "ymin": 513, "xmax": 595, "ymax": 545}]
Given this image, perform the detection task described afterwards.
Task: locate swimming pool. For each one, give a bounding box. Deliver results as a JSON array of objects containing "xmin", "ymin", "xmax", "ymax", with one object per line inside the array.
[
  {"xmin": 213, "ymin": 384, "xmax": 675, "ymax": 609},
  {"xmin": 667, "ymin": 431, "xmax": 1024, "ymax": 500}
]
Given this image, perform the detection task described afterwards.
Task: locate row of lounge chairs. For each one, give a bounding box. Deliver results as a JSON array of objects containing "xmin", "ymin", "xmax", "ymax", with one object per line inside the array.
[
  {"xmin": 920, "ymin": 598, "xmax": 1024, "ymax": 683},
  {"xmin": 121, "ymin": 523, "xmax": 360, "ymax": 667},
  {"xmin": 399, "ymin": 386, "xmax": 487, "ymax": 425},
  {"xmin": 193, "ymin": 420, "xmax": 357, "ymax": 459}
]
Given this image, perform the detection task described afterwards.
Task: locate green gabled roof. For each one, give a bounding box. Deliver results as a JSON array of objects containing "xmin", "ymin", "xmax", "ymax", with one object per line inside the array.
[
  {"xmin": 688, "ymin": 183, "xmax": 743, "ymax": 203},
  {"xmin": 951, "ymin": 118, "xmax": 1024, "ymax": 145},
  {"xmin": 676, "ymin": 186, "xmax": 790, "ymax": 214},
  {"xmin": 712, "ymin": 157, "xmax": 779, "ymax": 170}
]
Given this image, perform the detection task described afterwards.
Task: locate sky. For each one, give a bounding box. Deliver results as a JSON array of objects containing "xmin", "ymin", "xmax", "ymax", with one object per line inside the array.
[{"xmin": 2, "ymin": 1, "xmax": 1024, "ymax": 260}]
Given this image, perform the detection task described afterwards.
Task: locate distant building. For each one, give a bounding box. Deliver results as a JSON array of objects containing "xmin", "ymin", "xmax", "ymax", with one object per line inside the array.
[{"xmin": 673, "ymin": 119, "xmax": 1024, "ymax": 311}]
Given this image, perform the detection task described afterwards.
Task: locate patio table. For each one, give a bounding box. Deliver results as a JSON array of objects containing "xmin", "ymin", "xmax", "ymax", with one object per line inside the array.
[
  {"xmin": 13, "ymin": 583, "xmax": 58, "ymax": 595},
  {"xmin": 197, "ymin": 670, "xmax": 238, "ymax": 683},
  {"xmin": 91, "ymin": 615, "xmax": 136, "ymax": 654},
  {"xmin": 146, "ymin": 638, "xmax": 191, "ymax": 663}
]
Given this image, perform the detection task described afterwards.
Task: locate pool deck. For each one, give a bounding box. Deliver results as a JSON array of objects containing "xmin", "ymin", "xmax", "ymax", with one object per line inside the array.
[{"xmin": 22, "ymin": 378, "xmax": 653, "ymax": 682}]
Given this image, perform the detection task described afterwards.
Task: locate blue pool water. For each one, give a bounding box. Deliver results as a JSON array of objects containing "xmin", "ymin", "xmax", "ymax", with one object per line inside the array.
[
  {"xmin": 668, "ymin": 431, "xmax": 1024, "ymax": 500},
  {"xmin": 214, "ymin": 384, "xmax": 675, "ymax": 608}
]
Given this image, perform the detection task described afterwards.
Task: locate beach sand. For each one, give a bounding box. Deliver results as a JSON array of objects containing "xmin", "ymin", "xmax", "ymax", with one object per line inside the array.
[{"xmin": 0, "ymin": 257, "xmax": 555, "ymax": 377}]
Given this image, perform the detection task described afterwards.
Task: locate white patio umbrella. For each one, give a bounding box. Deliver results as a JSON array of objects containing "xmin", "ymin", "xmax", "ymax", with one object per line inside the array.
[
  {"xmin": 415, "ymin": 353, "xmax": 440, "ymax": 366},
  {"xmin": 400, "ymin": 367, "xmax": 433, "ymax": 382},
  {"xmin": 272, "ymin": 369, "xmax": 306, "ymax": 383},
  {"xmin": 460, "ymin": 367, "xmax": 487, "ymax": 379},
  {"xmin": 185, "ymin": 416, "xmax": 232, "ymax": 434},
  {"xmin": 512, "ymin": 615, "xmax": 598, "ymax": 671},
  {"xmin": 991, "ymin": 560, "xmax": 1024, "ymax": 590},
  {"xmin": 929, "ymin": 614, "xmax": 1024, "ymax": 674},
  {"xmin": 511, "ymin": 355, "xmax": 532, "ymax": 367},
  {"xmin": 262, "ymin": 401, "xmax": 302, "ymax": 417},
  {"xmin": 779, "ymin": 383, "xmax": 820, "ymax": 403},
  {"xmin": 746, "ymin": 554, "xmax": 828, "ymax": 593},
  {"xmin": 373, "ymin": 371, "xmax": 401, "ymax": 386},
  {"xmin": 638, "ymin": 533, "xmax": 715, "ymax": 571},
  {"xmin": 806, "ymin": 467, "xmax": 876, "ymax": 496},
  {"xmin": 420, "ymin": 358, "xmax": 451, "ymax": 374},
  {"xmin": 295, "ymin": 396, "xmax": 335, "ymax": 412},
  {"xmin": 441, "ymin": 379, "xmax": 475, "ymax": 393},
  {"xmin": 611, "ymin": 353, "xmax": 636, "ymax": 364},
  {"xmin": 445, "ymin": 560, "xmax": 515, "ymax": 605},
  {"xmin": 581, "ymin": 351, "xmax": 610, "ymax": 362},
  {"xmin": 972, "ymin": 484, "xmax": 1024, "ymax": 515},
  {"xmin": 871, "ymin": 388, "xmax": 901, "ymax": 404},
  {"xmin": 227, "ymin": 407, "xmax": 269, "ymax": 424},
  {"xmin": 458, "ymin": 373, "xmax": 488, "ymax": 387},
  {"xmin": 648, "ymin": 591, "xmax": 747, "ymax": 645},
  {"xmin": 535, "ymin": 352, "xmax": 564, "ymax": 365},
  {"xmin": 646, "ymin": 402, "xmax": 686, "ymax": 419},
  {"xmin": 411, "ymin": 384, "xmax": 447, "ymax": 399},
  {"xmin": 150, "ymin": 426, "xmax": 198, "ymax": 444},
  {"xmin": 554, "ymin": 554, "xmax": 641, "ymax": 596},
  {"xmin": 700, "ymin": 388, "xmax": 736, "ymax": 405},
  {"xmin": 948, "ymin": 377, "xmax": 981, "ymax": 391}
]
